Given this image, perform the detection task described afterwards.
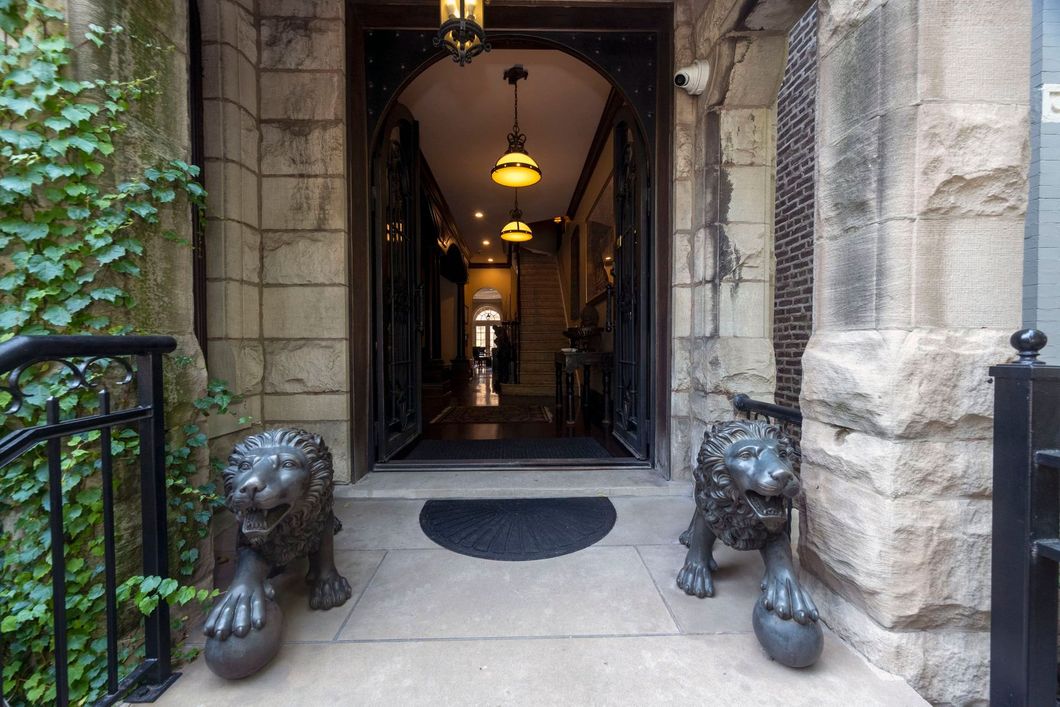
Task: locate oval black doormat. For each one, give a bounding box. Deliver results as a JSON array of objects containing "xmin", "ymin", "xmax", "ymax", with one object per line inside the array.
[{"xmin": 419, "ymin": 497, "xmax": 617, "ymax": 561}]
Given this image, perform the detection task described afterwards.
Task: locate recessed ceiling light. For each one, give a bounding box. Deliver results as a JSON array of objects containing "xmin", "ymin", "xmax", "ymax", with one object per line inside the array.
[
  {"xmin": 487, "ymin": 257, "xmax": 494, "ymax": 262},
  {"xmin": 474, "ymin": 211, "xmax": 485, "ymax": 219},
  {"xmin": 482, "ymin": 239, "xmax": 491, "ymax": 246}
]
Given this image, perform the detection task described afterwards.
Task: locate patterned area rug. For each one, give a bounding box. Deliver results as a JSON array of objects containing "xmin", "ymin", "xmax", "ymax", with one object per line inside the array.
[
  {"xmin": 432, "ymin": 404, "xmax": 551, "ymax": 424},
  {"xmin": 419, "ymin": 497, "xmax": 617, "ymax": 561}
]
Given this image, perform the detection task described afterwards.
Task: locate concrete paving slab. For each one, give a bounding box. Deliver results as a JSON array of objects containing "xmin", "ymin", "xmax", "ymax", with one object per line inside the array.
[
  {"xmin": 337, "ymin": 546, "xmax": 679, "ymax": 640},
  {"xmin": 637, "ymin": 543, "xmax": 765, "ymax": 634},
  {"xmin": 340, "ymin": 470, "xmax": 692, "ymax": 499},
  {"xmin": 186, "ymin": 551, "xmax": 386, "ymax": 645},
  {"xmin": 333, "ymin": 498, "xmax": 434, "ymax": 550},
  {"xmin": 598, "ymin": 495, "xmax": 695, "ymax": 546},
  {"xmin": 156, "ymin": 632, "xmax": 927, "ymax": 706}
]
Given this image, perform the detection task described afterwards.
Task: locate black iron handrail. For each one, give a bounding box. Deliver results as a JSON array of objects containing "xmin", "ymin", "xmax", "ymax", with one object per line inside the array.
[
  {"xmin": 732, "ymin": 393, "xmax": 802, "ymax": 425},
  {"xmin": 989, "ymin": 329, "xmax": 1060, "ymax": 706},
  {"xmin": 0, "ymin": 335, "xmax": 180, "ymax": 706}
]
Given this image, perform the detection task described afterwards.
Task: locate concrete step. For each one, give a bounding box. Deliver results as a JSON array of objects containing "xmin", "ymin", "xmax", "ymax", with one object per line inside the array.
[{"xmin": 500, "ymin": 383, "xmax": 556, "ymax": 397}]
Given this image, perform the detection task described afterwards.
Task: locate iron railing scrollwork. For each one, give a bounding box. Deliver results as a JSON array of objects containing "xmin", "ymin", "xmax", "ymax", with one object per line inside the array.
[
  {"xmin": 989, "ymin": 329, "xmax": 1060, "ymax": 706},
  {"xmin": 0, "ymin": 335, "xmax": 180, "ymax": 706}
]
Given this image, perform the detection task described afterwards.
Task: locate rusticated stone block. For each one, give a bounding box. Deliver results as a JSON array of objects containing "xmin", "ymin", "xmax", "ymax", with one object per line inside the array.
[
  {"xmin": 688, "ymin": 335, "xmax": 774, "ymax": 397},
  {"xmin": 263, "ymin": 393, "xmax": 349, "ymax": 421},
  {"xmin": 207, "ymin": 339, "xmax": 265, "ymax": 397},
  {"xmin": 800, "ymin": 573, "xmax": 988, "ymax": 705},
  {"xmin": 261, "ymin": 18, "xmax": 343, "ymax": 71},
  {"xmin": 799, "ymin": 471, "xmax": 992, "ymax": 631},
  {"xmin": 260, "ymin": 72, "xmax": 342, "ymax": 121},
  {"xmin": 261, "ymin": 121, "xmax": 344, "ymax": 175},
  {"xmin": 801, "ymin": 329, "xmax": 1009, "ymax": 441},
  {"xmin": 719, "ymin": 108, "xmax": 773, "ymax": 166},
  {"xmin": 260, "ymin": 0, "xmax": 342, "ymax": 18},
  {"xmin": 260, "ymin": 176, "xmax": 345, "ymax": 230},
  {"xmin": 801, "ymin": 418, "xmax": 992, "ymax": 500},
  {"xmin": 917, "ymin": 0, "xmax": 1030, "ymax": 104},
  {"xmin": 915, "ymin": 103, "xmax": 1029, "ymax": 219},
  {"xmin": 262, "ymin": 231, "xmax": 346, "ymax": 284},
  {"xmin": 263, "ymin": 340, "xmax": 348, "ymax": 393},
  {"xmin": 261, "ymin": 286, "xmax": 347, "ymax": 339}
]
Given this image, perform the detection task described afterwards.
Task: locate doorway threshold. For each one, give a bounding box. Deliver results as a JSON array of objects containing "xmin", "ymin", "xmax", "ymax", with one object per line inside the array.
[{"xmin": 338, "ymin": 468, "xmax": 690, "ymax": 500}]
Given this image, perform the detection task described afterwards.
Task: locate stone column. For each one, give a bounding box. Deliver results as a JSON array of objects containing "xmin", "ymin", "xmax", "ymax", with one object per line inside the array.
[
  {"xmin": 257, "ymin": 0, "xmax": 351, "ymax": 481},
  {"xmin": 672, "ymin": 0, "xmax": 811, "ymax": 479},
  {"xmin": 800, "ymin": 1, "xmax": 1030, "ymax": 702}
]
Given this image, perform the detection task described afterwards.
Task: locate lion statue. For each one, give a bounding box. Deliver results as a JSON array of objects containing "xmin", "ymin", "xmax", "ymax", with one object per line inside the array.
[
  {"xmin": 678, "ymin": 420, "xmax": 819, "ymax": 630},
  {"xmin": 203, "ymin": 429, "xmax": 352, "ymax": 675}
]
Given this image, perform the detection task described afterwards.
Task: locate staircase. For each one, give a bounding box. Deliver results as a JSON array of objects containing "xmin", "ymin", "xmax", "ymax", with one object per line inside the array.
[{"xmin": 502, "ymin": 251, "xmax": 569, "ymax": 398}]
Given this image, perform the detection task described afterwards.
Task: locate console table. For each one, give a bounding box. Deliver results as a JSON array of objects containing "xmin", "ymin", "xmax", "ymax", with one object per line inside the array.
[{"xmin": 554, "ymin": 350, "xmax": 613, "ymax": 426}]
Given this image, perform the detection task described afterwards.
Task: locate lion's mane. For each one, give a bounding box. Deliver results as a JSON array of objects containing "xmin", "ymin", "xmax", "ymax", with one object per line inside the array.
[
  {"xmin": 224, "ymin": 428, "xmax": 335, "ymax": 566},
  {"xmin": 693, "ymin": 419, "xmax": 796, "ymax": 551}
]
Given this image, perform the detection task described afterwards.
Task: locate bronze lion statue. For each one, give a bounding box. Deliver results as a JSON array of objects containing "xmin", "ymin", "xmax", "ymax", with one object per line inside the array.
[
  {"xmin": 678, "ymin": 420, "xmax": 819, "ymax": 629},
  {"xmin": 204, "ymin": 429, "xmax": 352, "ymax": 655}
]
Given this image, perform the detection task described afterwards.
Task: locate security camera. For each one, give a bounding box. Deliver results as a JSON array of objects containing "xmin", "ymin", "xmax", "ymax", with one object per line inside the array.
[{"xmin": 674, "ymin": 59, "xmax": 709, "ymax": 96}]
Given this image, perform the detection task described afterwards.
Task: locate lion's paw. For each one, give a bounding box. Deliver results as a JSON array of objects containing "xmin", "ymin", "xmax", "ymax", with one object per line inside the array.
[
  {"xmin": 309, "ymin": 572, "xmax": 353, "ymax": 611},
  {"xmin": 677, "ymin": 561, "xmax": 715, "ymax": 598}
]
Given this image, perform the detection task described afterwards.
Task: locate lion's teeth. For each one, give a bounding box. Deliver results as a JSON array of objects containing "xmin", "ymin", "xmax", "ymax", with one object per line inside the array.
[{"xmin": 243, "ymin": 510, "xmax": 267, "ymax": 532}]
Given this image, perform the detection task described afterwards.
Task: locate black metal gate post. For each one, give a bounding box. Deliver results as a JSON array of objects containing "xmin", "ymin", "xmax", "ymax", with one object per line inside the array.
[
  {"xmin": 126, "ymin": 350, "xmax": 180, "ymax": 701},
  {"xmin": 989, "ymin": 329, "xmax": 1060, "ymax": 706}
]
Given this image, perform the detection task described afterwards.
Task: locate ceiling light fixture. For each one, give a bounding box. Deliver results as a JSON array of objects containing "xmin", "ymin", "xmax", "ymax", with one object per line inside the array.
[
  {"xmin": 491, "ymin": 65, "xmax": 541, "ymax": 188},
  {"xmin": 474, "ymin": 210, "xmax": 485, "ymax": 218},
  {"xmin": 487, "ymin": 257, "xmax": 494, "ymax": 262},
  {"xmin": 482, "ymin": 239, "xmax": 490, "ymax": 246},
  {"xmin": 500, "ymin": 189, "xmax": 533, "ymax": 242},
  {"xmin": 435, "ymin": 0, "xmax": 489, "ymax": 66}
]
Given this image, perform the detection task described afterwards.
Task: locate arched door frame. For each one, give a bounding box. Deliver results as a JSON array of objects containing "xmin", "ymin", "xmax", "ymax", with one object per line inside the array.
[{"xmin": 347, "ymin": 3, "xmax": 673, "ymax": 476}]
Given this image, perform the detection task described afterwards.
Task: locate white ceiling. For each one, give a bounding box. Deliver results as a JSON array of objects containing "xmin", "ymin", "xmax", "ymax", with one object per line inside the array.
[{"xmin": 400, "ymin": 49, "xmax": 612, "ymax": 264}]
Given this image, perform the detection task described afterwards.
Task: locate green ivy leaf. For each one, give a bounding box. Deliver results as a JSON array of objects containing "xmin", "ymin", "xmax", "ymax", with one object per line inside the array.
[{"xmin": 40, "ymin": 304, "xmax": 71, "ymax": 326}]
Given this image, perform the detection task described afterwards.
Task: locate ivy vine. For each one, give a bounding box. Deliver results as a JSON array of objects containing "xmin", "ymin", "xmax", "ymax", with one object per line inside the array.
[{"xmin": 0, "ymin": 2, "xmax": 230, "ymax": 704}]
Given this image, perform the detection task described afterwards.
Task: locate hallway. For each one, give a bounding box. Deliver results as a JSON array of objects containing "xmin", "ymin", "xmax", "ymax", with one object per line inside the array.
[
  {"xmin": 160, "ymin": 492, "xmax": 924, "ymax": 706},
  {"xmin": 404, "ymin": 368, "xmax": 631, "ymax": 460}
]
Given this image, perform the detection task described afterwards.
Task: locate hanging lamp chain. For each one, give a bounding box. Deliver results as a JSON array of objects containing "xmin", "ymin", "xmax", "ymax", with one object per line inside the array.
[{"xmin": 504, "ymin": 65, "xmax": 529, "ymax": 152}]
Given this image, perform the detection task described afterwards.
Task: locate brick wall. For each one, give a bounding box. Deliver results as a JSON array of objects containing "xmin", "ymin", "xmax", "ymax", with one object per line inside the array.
[{"xmin": 772, "ymin": 3, "xmax": 817, "ymax": 409}]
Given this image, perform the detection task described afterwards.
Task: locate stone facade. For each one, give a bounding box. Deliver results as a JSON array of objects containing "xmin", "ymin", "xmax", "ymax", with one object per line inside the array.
[
  {"xmin": 800, "ymin": 1, "xmax": 1030, "ymax": 703},
  {"xmin": 199, "ymin": 0, "xmax": 351, "ymax": 482},
  {"xmin": 772, "ymin": 4, "xmax": 816, "ymax": 410}
]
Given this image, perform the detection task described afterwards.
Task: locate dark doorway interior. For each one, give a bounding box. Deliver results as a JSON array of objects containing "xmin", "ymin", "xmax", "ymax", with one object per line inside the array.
[{"xmin": 352, "ymin": 4, "xmax": 672, "ymax": 470}]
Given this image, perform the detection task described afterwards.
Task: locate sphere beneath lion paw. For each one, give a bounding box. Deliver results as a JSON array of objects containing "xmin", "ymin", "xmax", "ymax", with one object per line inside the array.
[
  {"xmin": 752, "ymin": 596, "xmax": 823, "ymax": 668},
  {"xmin": 204, "ymin": 600, "xmax": 283, "ymax": 680}
]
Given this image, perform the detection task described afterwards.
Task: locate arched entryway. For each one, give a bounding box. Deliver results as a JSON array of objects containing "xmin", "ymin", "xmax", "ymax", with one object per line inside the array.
[{"xmin": 350, "ymin": 6, "xmax": 672, "ymax": 468}]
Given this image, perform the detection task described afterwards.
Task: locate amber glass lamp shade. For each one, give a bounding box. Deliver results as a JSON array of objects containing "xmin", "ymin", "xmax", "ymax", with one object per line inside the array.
[
  {"xmin": 500, "ymin": 218, "xmax": 533, "ymax": 242},
  {"xmin": 491, "ymin": 150, "xmax": 542, "ymax": 188}
]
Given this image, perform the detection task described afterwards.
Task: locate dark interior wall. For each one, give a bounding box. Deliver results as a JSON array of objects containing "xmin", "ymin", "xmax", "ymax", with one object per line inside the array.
[{"xmin": 772, "ymin": 3, "xmax": 817, "ymax": 410}]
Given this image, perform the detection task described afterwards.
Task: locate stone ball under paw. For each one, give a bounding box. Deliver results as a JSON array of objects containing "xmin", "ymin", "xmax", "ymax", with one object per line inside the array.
[
  {"xmin": 204, "ymin": 600, "xmax": 284, "ymax": 680},
  {"xmin": 752, "ymin": 596, "xmax": 823, "ymax": 668}
]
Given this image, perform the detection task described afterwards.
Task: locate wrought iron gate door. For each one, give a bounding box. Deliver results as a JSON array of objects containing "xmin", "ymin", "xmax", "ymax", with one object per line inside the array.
[
  {"xmin": 373, "ymin": 108, "xmax": 422, "ymax": 460},
  {"xmin": 611, "ymin": 112, "xmax": 651, "ymax": 459}
]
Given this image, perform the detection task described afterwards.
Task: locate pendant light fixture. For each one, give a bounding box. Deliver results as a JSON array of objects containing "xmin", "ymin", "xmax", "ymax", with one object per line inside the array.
[
  {"xmin": 435, "ymin": 0, "xmax": 489, "ymax": 66},
  {"xmin": 500, "ymin": 189, "xmax": 533, "ymax": 242},
  {"xmin": 491, "ymin": 65, "xmax": 542, "ymax": 188}
]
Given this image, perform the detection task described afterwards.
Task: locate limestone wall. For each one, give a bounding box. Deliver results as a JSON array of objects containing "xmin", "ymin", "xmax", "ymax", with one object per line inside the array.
[
  {"xmin": 257, "ymin": 0, "xmax": 350, "ymax": 482},
  {"xmin": 670, "ymin": 0, "xmax": 812, "ymax": 479},
  {"xmin": 199, "ymin": 0, "xmax": 351, "ymax": 482},
  {"xmin": 801, "ymin": 1, "xmax": 1031, "ymax": 702}
]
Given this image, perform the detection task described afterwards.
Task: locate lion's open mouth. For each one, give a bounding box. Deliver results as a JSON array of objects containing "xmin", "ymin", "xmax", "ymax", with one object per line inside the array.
[
  {"xmin": 239, "ymin": 504, "xmax": 291, "ymax": 537},
  {"xmin": 744, "ymin": 490, "xmax": 785, "ymax": 524}
]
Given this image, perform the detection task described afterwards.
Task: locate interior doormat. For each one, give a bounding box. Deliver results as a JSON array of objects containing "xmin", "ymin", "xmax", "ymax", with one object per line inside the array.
[
  {"xmin": 431, "ymin": 404, "xmax": 552, "ymax": 425},
  {"xmin": 419, "ymin": 497, "xmax": 617, "ymax": 561},
  {"xmin": 404, "ymin": 437, "xmax": 611, "ymax": 460}
]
